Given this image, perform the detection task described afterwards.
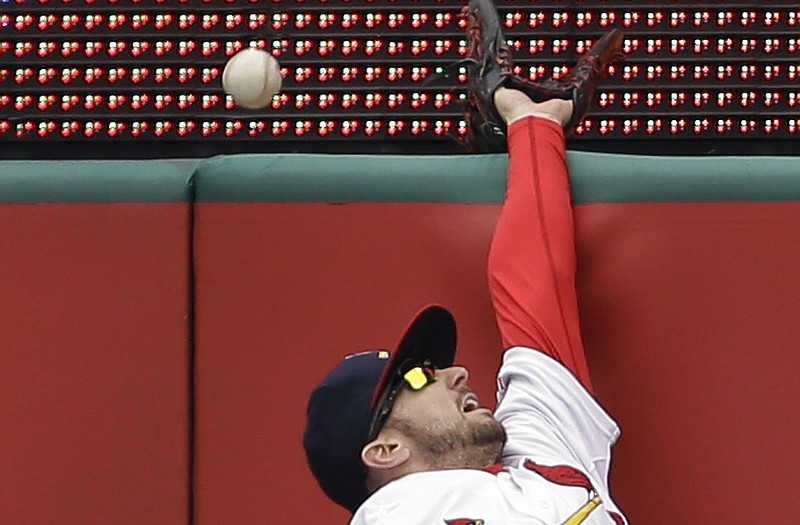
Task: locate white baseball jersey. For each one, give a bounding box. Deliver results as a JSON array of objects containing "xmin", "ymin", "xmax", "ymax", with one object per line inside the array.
[{"xmin": 350, "ymin": 347, "xmax": 627, "ymax": 525}]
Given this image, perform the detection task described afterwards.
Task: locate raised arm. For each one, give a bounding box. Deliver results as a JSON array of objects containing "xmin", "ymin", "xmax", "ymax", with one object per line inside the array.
[
  {"xmin": 487, "ymin": 108, "xmax": 593, "ymax": 391},
  {"xmin": 463, "ymin": 15, "xmax": 622, "ymax": 392}
]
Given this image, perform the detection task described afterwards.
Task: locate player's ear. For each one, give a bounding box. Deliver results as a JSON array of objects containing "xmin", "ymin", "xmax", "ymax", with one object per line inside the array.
[{"xmin": 361, "ymin": 435, "xmax": 411, "ymax": 471}]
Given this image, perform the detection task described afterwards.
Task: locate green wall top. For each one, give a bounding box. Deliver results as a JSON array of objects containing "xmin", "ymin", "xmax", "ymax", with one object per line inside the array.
[
  {"xmin": 195, "ymin": 152, "xmax": 800, "ymax": 204},
  {"xmin": 2, "ymin": 153, "xmax": 799, "ymax": 204},
  {"xmin": 0, "ymin": 160, "xmax": 197, "ymax": 203}
]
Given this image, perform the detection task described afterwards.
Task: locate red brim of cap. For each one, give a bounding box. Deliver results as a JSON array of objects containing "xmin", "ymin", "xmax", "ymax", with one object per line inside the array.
[{"xmin": 370, "ymin": 304, "xmax": 457, "ymax": 409}]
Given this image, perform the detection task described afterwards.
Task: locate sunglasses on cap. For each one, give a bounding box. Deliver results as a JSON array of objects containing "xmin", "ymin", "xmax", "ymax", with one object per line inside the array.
[{"xmin": 367, "ymin": 360, "xmax": 437, "ymax": 441}]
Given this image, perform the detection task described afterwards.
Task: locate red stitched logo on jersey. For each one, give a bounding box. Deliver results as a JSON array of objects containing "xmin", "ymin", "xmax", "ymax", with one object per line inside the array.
[
  {"xmin": 445, "ymin": 520, "xmax": 484, "ymax": 525},
  {"xmin": 523, "ymin": 460, "xmax": 626, "ymax": 524},
  {"xmin": 523, "ymin": 460, "xmax": 594, "ymax": 489}
]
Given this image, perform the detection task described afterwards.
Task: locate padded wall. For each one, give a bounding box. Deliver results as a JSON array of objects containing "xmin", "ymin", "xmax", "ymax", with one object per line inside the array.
[
  {"xmin": 192, "ymin": 154, "xmax": 509, "ymax": 524},
  {"xmin": 193, "ymin": 153, "xmax": 800, "ymax": 525},
  {"xmin": 577, "ymin": 201, "xmax": 800, "ymax": 524},
  {"xmin": 2, "ymin": 152, "xmax": 799, "ymax": 525},
  {"xmin": 0, "ymin": 161, "xmax": 195, "ymax": 525}
]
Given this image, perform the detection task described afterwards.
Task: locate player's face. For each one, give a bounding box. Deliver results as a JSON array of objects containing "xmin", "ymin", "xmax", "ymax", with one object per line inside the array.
[{"xmin": 383, "ymin": 365, "xmax": 506, "ymax": 468}]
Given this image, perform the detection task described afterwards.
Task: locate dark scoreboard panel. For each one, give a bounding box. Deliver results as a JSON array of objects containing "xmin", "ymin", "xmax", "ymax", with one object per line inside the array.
[{"xmin": 1, "ymin": 1, "xmax": 798, "ymax": 156}]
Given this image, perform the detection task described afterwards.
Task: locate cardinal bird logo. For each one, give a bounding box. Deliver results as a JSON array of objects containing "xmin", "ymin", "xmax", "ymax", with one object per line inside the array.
[
  {"xmin": 523, "ymin": 460, "xmax": 594, "ymax": 490},
  {"xmin": 445, "ymin": 520, "xmax": 484, "ymax": 525},
  {"xmin": 523, "ymin": 460, "xmax": 626, "ymax": 525}
]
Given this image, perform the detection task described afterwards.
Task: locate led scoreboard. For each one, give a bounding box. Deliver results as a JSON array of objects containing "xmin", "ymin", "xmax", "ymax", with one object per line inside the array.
[{"xmin": 1, "ymin": 1, "xmax": 798, "ymax": 156}]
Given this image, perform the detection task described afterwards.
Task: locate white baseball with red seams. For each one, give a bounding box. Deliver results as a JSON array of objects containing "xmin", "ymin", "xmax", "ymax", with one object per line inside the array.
[
  {"xmin": 222, "ymin": 48, "xmax": 282, "ymax": 109},
  {"xmin": 350, "ymin": 349, "xmax": 628, "ymax": 525}
]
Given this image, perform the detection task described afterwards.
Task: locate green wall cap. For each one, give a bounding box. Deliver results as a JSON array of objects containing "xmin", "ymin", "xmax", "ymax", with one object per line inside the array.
[
  {"xmin": 2, "ymin": 153, "xmax": 799, "ymax": 204},
  {"xmin": 195, "ymin": 153, "xmax": 507, "ymax": 203},
  {"xmin": 0, "ymin": 160, "xmax": 197, "ymax": 203},
  {"xmin": 568, "ymin": 152, "xmax": 800, "ymax": 204},
  {"xmin": 195, "ymin": 152, "xmax": 800, "ymax": 204}
]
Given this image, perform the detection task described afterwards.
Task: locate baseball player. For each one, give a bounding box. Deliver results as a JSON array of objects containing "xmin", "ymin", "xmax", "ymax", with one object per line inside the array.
[{"xmin": 304, "ymin": 1, "xmax": 627, "ymax": 523}]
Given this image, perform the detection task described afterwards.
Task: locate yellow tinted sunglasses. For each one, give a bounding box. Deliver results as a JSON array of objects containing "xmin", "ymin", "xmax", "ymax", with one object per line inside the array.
[
  {"xmin": 401, "ymin": 365, "xmax": 437, "ymax": 390},
  {"xmin": 368, "ymin": 361, "xmax": 437, "ymax": 440}
]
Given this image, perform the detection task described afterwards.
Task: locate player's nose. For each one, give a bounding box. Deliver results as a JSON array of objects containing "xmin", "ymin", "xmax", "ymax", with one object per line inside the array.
[{"xmin": 438, "ymin": 365, "xmax": 470, "ymax": 389}]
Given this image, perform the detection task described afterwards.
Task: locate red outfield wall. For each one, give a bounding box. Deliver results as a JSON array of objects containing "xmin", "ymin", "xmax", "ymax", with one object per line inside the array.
[
  {"xmin": 2, "ymin": 154, "xmax": 799, "ymax": 525},
  {"xmin": 193, "ymin": 199, "xmax": 800, "ymax": 525},
  {"xmin": 0, "ymin": 163, "xmax": 194, "ymax": 525}
]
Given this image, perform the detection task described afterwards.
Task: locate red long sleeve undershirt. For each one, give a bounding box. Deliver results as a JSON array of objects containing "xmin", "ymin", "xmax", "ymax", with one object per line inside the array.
[{"xmin": 487, "ymin": 117, "xmax": 593, "ymax": 392}]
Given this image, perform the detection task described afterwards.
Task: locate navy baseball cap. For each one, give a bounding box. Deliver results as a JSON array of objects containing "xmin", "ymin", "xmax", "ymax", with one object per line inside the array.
[{"xmin": 303, "ymin": 305, "xmax": 457, "ymax": 512}]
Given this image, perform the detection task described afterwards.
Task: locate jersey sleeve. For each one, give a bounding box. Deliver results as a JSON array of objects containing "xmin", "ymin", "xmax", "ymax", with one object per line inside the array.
[{"xmin": 495, "ymin": 347, "xmax": 621, "ymax": 511}]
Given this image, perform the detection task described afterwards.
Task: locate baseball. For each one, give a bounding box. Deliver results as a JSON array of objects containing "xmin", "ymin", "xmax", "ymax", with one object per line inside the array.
[{"xmin": 222, "ymin": 48, "xmax": 282, "ymax": 109}]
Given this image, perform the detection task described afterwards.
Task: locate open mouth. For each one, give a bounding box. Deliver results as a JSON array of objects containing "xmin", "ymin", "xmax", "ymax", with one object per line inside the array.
[{"xmin": 462, "ymin": 393, "xmax": 480, "ymax": 413}]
